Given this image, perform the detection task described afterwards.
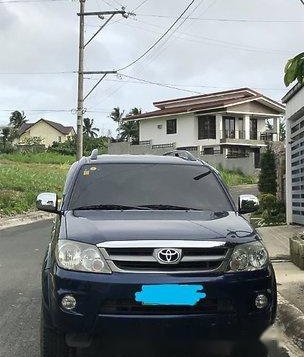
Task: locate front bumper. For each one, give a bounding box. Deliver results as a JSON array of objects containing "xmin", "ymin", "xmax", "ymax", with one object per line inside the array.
[{"xmin": 43, "ymin": 264, "xmax": 277, "ymax": 340}]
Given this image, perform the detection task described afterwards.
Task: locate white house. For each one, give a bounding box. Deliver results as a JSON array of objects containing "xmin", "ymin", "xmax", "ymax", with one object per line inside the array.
[
  {"xmin": 282, "ymin": 83, "xmax": 304, "ymax": 225},
  {"xmin": 125, "ymin": 88, "xmax": 285, "ymax": 168}
]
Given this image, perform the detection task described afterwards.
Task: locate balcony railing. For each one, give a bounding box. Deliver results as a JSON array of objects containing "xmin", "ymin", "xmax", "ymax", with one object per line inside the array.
[
  {"xmin": 222, "ymin": 130, "xmax": 277, "ymax": 142},
  {"xmin": 222, "ymin": 130, "xmax": 246, "ymax": 139}
]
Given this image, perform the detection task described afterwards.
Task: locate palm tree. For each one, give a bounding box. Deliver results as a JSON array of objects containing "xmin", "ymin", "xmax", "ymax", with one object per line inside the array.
[
  {"xmin": 118, "ymin": 108, "xmax": 141, "ymax": 143},
  {"xmin": 119, "ymin": 121, "xmax": 139, "ymax": 143},
  {"xmin": 128, "ymin": 107, "xmax": 142, "ymax": 116},
  {"xmin": 1, "ymin": 127, "xmax": 11, "ymax": 149},
  {"xmin": 110, "ymin": 107, "xmax": 124, "ymax": 123},
  {"xmin": 83, "ymin": 118, "xmax": 99, "ymax": 138},
  {"xmin": 9, "ymin": 110, "xmax": 27, "ymax": 129}
]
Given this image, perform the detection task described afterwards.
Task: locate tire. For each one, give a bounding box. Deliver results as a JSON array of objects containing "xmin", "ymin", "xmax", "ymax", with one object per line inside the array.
[
  {"xmin": 40, "ymin": 306, "xmax": 76, "ymax": 357},
  {"xmin": 230, "ymin": 338, "xmax": 268, "ymax": 357}
]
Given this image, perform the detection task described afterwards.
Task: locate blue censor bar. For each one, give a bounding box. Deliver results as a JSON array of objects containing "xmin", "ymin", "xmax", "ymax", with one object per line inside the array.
[{"xmin": 135, "ymin": 284, "xmax": 206, "ymax": 306}]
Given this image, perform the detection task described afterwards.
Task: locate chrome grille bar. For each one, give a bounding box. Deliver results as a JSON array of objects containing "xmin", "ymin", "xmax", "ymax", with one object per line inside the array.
[{"xmin": 97, "ymin": 240, "xmax": 230, "ymax": 274}]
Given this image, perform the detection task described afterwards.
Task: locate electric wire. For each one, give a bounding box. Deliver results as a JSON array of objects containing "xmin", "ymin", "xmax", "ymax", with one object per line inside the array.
[{"xmin": 116, "ymin": 0, "xmax": 196, "ymax": 71}]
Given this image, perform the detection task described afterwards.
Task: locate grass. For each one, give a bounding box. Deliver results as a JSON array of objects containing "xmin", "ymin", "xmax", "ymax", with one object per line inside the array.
[
  {"xmin": 0, "ymin": 156, "xmax": 70, "ymax": 216},
  {"xmin": 0, "ymin": 152, "xmax": 75, "ymax": 165},
  {"xmin": 219, "ymin": 168, "xmax": 257, "ymax": 186},
  {"xmin": 0, "ymin": 152, "xmax": 258, "ymax": 216}
]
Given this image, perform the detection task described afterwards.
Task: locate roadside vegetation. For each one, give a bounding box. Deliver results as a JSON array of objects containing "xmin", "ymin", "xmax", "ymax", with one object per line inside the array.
[
  {"xmin": 0, "ymin": 152, "xmax": 258, "ymax": 216},
  {"xmin": 251, "ymin": 145, "xmax": 286, "ymax": 227},
  {"xmin": 219, "ymin": 168, "xmax": 257, "ymax": 186}
]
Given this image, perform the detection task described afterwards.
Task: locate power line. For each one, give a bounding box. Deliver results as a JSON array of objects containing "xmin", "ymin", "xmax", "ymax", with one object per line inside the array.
[
  {"xmin": 132, "ymin": 0, "xmax": 149, "ymax": 12},
  {"xmin": 0, "ymin": 71, "xmax": 75, "ymax": 75},
  {"xmin": 127, "ymin": 17, "xmax": 294, "ymax": 55},
  {"xmin": 117, "ymin": 73, "xmax": 202, "ymax": 94},
  {"xmin": 117, "ymin": 0, "xmax": 196, "ymax": 71},
  {"xmin": 0, "ymin": 0, "xmax": 67, "ymax": 3},
  {"xmin": 135, "ymin": 14, "xmax": 304, "ymax": 23},
  {"xmin": 299, "ymin": 0, "xmax": 304, "ymax": 6},
  {"xmin": 101, "ymin": 77, "xmax": 286, "ymax": 91}
]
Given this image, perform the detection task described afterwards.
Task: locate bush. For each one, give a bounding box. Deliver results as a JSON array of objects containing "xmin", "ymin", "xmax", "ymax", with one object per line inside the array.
[
  {"xmin": 258, "ymin": 146, "xmax": 277, "ymax": 195},
  {"xmin": 48, "ymin": 136, "xmax": 108, "ymax": 156},
  {"xmin": 255, "ymin": 193, "xmax": 286, "ymax": 226}
]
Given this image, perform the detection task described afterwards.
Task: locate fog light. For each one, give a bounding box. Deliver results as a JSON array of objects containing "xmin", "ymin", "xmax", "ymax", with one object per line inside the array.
[
  {"xmin": 255, "ymin": 294, "xmax": 268, "ymax": 309},
  {"xmin": 61, "ymin": 295, "xmax": 76, "ymax": 310}
]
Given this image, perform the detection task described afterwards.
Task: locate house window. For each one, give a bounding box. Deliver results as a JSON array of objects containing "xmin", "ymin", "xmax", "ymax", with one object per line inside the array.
[
  {"xmin": 198, "ymin": 116, "xmax": 216, "ymax": 139},
  {"xmin": 203, "ymin": 147, "xmax": 214, "ymax": 155},
  {"xmin": 250, "ymin": 118, "xmax": 258, "ymax": 140},
  {"xmin": 239, "ymin": 118, "xmax": 245, "ymax": 139},
  {"xmin": 58, "ymin": 136, "xmax": 62, "ymax": 143},
  {"xmin": 166, "ymin": 119, "xmax": 177, "ymax": 134},
  {"xmin": 223, "ymin": 116, "xmax": 235, "ymax": 138}
]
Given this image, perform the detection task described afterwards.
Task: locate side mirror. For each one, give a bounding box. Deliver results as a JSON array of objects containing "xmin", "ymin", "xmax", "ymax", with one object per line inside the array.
[
  {"xmin": 238, "ymin": 194, "xmax": 259, "ymax": 214},
  {"xmin": 36, "ymin": 192, "xmax": 58, "ymax": 213}
]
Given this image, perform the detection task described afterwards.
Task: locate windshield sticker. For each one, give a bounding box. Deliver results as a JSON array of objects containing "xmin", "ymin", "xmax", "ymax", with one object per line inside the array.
[
  {"xmin": 135, "ymin": 284, "xmax": 206, "ymax": 306},
  {"xmin": 90, "ymin": 166, "xmax": 97, "ymax": 171},
  {"xmin": 83, "ymin": 170, "xmax": 90, "ymax": 176}
]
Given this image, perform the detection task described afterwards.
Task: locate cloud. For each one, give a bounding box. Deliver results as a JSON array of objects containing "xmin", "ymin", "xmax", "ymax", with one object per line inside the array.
[{"xmin": 0, "ymin": 0, "xmax": 303, "ymax": 132}]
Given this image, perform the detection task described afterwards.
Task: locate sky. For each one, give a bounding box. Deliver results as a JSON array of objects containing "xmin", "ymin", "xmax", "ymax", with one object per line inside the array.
[{"xmin": 0, "ymin": 0, "xmax": 304, "ymax": 135}]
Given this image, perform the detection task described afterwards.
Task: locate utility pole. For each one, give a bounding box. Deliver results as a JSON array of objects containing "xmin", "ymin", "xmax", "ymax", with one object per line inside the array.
[
  {"xmin": 76, "ymin": 0, "xmax": 85, "ymax": 161},
  {"xmin": 75, "ymin": 3, "xmax": 133, "ymax": 160}
]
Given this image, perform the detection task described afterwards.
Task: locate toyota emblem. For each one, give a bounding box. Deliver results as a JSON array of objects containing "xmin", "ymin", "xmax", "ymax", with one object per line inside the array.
[{"xmin": 154, "ymin": 248, "xmax": 182, "ymax": 265}]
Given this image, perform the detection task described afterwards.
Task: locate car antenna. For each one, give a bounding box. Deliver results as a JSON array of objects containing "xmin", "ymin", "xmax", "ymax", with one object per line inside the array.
[{"xmin": 90, "ymin": 149, "xmax": 98, "ymax": 160}]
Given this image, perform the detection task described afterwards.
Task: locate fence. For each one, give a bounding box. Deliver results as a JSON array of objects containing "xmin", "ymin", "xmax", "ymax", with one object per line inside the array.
[{"xmin": 108, "ymin": 142, "xmax": 257, "ymax": 176}]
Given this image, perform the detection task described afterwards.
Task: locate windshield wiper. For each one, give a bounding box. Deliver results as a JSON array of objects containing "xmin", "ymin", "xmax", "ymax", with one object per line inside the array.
[
  {"xmin": 73, "ymin": 204, "xmax": 152, "ymax": 211},
  {"xmin": 138, "ymin": 204, "xmax": 201, "ymax": 211}
]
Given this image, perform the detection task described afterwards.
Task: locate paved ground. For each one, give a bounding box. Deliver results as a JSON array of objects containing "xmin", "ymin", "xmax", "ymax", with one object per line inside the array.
[
  {"xmin": 258, "ymin": 225, "xmax": 304, "ymax": 260},
  {"xmin": 0, "ymin": 221, "xmax": 302, "ymax": 357}
]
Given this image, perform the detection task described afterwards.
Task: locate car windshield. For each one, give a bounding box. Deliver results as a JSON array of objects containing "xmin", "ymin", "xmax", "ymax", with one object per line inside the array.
[{"xmin": 68, "ymin": 163, "xmax": 233, "ymax": 212}]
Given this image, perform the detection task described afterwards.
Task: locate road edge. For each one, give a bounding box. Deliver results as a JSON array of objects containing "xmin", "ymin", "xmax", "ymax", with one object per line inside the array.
[
  {"xmin": 277, "ymin": 293, "xmax": 304, "ymax": 351},
  {"xmin": 0, "ymin": 211, "xmax": 54, "ymax": 230}
]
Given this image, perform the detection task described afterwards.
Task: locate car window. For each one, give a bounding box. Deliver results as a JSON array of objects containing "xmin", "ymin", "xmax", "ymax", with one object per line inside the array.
[{"xmin": 68, "ymin": 163, "xmax": 233, "ymax": 212}]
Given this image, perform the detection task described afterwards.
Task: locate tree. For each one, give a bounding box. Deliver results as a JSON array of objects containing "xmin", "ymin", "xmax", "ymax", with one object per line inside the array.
[
  {"xmin": 118, "ymin": 121, "xmax": 139, "ymax": 143},
  {"xmin": 279, "ymin": 120, "xmax": 286, "ymax": 142},
  {"xmin": 117, "ymin": 107, "xmax": 141, "ymax": 143},
  {"xmin": 284, "ymin": 52, "xmax": 304, "ymax": 87},
  {"xmin": 258, "ymin": 146, "xmax": 277, "ymax": 195},
  {"xmin": 1, "ymin": 127, "xmax": 10, "ymax": 149},
  {"xmin": 83, "ymin": 118, "xmax": 99, "ymax": 138},
  {"xmin": 110, "ymin": 107, "xmax": 124, "ymax": 123},
  {"xmin": 9, "ymin": 110, "xmax": 27, "ymax": 129}
]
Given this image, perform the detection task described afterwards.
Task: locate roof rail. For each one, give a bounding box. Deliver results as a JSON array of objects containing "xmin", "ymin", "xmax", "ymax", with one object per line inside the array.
[
  {"xmin": 90, "ymin": 149, "xmax": 98, "ymax": 160},
  {"xmin": 163, "ymin": 150, "xmax": 197, "ymax": 161}
]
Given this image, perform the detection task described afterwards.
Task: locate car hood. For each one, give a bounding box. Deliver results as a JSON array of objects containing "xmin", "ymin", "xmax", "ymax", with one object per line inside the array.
[{"xmin": 63, "ymin": 210, "xmax": 257, "ymax": 245}]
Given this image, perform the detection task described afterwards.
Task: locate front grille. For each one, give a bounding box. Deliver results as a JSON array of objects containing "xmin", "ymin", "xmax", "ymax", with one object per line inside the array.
[
  {"xmin": 114, "ymin": 260, "xmax": 221, "ymax": 271},
  {"xmin": 98, "ymin": 240, "xmax": 230, "ymax": 274},
  {"xmin": 100, "ymin": 298, "xmax": 235, "ymax": 315}
]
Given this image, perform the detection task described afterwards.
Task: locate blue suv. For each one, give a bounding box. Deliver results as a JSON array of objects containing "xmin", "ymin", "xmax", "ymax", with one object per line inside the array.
[{"xmin": 37, "ymin": 151, "xmax": 277, "ymax": 357}]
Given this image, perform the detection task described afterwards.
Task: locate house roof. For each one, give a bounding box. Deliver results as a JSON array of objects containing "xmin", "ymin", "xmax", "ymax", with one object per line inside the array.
[
  {"xmin": 124, "ymin": 88, "xmax": 285, "ymax": 121},
  {"xmin": 18, "ymin": 119, "xmax": 75, "ymax": 136}
]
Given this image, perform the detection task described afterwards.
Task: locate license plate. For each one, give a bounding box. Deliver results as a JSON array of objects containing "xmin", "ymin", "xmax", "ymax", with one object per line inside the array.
[{"xmin": 135, "ymin": 284, "xmax": 206, "ymax": 306}]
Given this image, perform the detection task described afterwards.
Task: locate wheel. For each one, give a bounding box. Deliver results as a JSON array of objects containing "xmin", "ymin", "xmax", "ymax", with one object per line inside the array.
[
  {"xmin": 40, "ymin": 305, "xmax": 76, "ymax": 357},
  {"xmin": 230, "ymin": 338, "xmax": 268, "ymax": 357}
]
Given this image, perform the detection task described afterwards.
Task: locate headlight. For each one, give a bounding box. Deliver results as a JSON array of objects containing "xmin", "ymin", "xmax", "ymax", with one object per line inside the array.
[
  {"xmin": 56, "ymin": 240, "xmax": 111, "ymax": 274},
  {"xmin": 228, "ymin": 241, "xmax": 269, "ymax": 272}
]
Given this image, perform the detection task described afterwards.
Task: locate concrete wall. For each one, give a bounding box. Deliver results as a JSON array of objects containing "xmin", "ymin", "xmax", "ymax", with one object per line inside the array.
[{"xmin": 108, "ymin": 142, "xmax": 257, "ymax": 176}]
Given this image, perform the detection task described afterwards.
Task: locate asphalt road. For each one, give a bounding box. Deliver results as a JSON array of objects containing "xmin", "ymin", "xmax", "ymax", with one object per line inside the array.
[{"xmin": 0, "ymin": 220, "xmax": 302, "ymax": 357}]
